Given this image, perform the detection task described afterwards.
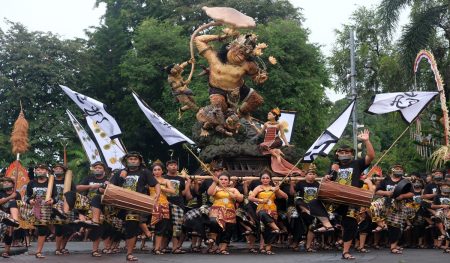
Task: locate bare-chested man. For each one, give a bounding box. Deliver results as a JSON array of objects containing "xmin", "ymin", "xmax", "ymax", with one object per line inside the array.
[{"xmin": 194, "ymin": 29, "xmax": 267, "ymax": 115}]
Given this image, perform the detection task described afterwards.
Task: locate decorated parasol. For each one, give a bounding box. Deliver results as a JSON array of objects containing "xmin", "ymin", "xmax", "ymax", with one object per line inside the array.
[{"xmin": 8, "ymin": 102, "xmax": 30, "ymax": 191}]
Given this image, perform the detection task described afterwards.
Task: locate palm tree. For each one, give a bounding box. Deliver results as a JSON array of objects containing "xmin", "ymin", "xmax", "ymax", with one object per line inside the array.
[{"xmin": 378, "ymin": 0, "xmax": 449, "ymax": 83}]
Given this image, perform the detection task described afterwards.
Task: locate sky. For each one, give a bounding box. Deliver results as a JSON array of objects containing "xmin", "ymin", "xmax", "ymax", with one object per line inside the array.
[{"xmin": 0, "ymin": 0, "xmax": 409, "ymax": 101}]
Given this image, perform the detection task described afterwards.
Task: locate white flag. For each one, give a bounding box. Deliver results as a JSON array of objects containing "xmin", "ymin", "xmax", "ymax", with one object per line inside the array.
[
  {"xmin": 366, "ymin": 91, "xmax": 438, "ymax": 123},
  {"xmin": 60, "ymin": 85, "xmax": 122, "ymax": 138},
  {"xmin": 86, "ymin": 117, "xmax": 125, "ymax": 170},
  {"xmin": 302, "ymin": 100, "xmax": 355, "ymax": 163},
  {"xmin": 66, "ymin": 110, "xmax": 102, "ymax": 165},
  {"xmin": 132, "ymin": 92, "xmax": 195, "ymax": 145}
]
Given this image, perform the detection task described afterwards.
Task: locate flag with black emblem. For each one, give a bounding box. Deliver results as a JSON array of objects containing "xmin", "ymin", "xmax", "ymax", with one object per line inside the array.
[
  {"xmin": 60, "ymin": 85, "xmax": 122, "ymax": 138},
  {"xmin": 132, "ymin": 91, "xmax": 195, "ymax": 145},
  {"xmin": 366, "ymin": 91, "xmax": 438, "ymax": 123},
  {"xmin": 302, "ymin": 100, "xmax": 355, "ymax": 163}
]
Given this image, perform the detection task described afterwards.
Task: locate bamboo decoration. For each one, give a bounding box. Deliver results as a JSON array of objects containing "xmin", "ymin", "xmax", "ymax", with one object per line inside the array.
[
  {"xmin": 63, "ymin": 170, "xmax": 73, "ymax": 193},
  {"xmin": 45, "ymin": 175, "xmax": 55, "ymax": 201}
]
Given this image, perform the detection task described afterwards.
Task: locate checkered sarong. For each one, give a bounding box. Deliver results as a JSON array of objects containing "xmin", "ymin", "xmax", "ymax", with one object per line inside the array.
[
  {"xmin": 436, "ymin": 209, "xmax": 450, "ymax": 229},
  {"xmin": 385, "ymin": 200, "xmax": 411, "ymax": 229},
  {"xmin": 170, "ymin": 204, "xmax": 184, "ymax": 237},
  {"xmin": 184, "ymin": 205, "xmax": 209, "ymax": 222}
]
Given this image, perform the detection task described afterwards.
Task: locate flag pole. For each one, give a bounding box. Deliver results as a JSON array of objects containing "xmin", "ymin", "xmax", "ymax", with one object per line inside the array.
[
  {"xmin": 367, "ymin": 123, "xmax": 412, "ymax": 175},
  {"xmin": 182, "ymin": 144, "xmax": 233, "ymax": 196}
]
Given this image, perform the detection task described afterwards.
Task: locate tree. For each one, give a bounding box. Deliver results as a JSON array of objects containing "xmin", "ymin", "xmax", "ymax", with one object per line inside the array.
[
  {"xmin": 378, "ymin": 0, "xmax": 450, "ymax": 93},
  {"xmin": 329, "ymin": 7, "xmax": 409, "ymax": 97},
  {"xmin": 0, "ymin": 22, "xmax": 90, "ymax": 172}
]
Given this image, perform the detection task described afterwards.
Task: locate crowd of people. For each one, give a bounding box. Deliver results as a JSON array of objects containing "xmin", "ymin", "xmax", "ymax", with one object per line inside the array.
[{"xmin": 0, "ymin": 145, "xmax": 449, "ymax": 261}]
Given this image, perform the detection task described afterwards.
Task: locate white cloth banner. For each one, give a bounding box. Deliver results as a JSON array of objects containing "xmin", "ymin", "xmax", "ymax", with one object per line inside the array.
[
  {"xmin": 86, "ymin": 117, "xmax": 125, "ymax": 170},
  {"xmin": 66, "ymin": 110, "xmax": 102, "ymax": 165},
  {"xmin": 302, "ymin": 100, "xmax": 355, "ymax": 163},
  {"xmin": 366, "ymin": 91, "xmax": 438, "ymax": 123},
  {"xmin": 60, "ymin": 85, "xmax": 122, "ymax": 138},
  {"xmin": 132, "ymin": 92, "xmax": 195, "ymax": 145}
]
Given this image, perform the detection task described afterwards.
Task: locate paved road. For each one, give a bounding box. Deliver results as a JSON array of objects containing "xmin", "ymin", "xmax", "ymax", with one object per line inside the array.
[{"xmin": 4, "ymin": 242, "xmax": 449, "ymax": 263}]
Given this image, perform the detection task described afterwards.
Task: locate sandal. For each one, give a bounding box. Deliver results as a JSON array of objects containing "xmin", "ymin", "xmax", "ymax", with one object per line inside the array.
[
  {"xmin": 357, "ymin": 247, "xmax": 370, "ymax": 253},
  {"xmin": 219, "ymin": 250, "xmax": 230, "ymax": 255},
  {"xmin": 91, "ymin": 251, "xmax": 102, "ymax": 257},
  {"xmin": 126, "ymin": 253, "xmax": 139, "ymax": 261},
  {"xmin": 341, "ymin": 252, "xmax": 355, "ymax": 260},
  {"xmin": 390, "ymin": 248, "xmax": 402, "ymax": 254},
  {"xmin": 102, "ymin": 248, "xmax": 112, "ymax": 254},
  {"xmin": 55, "ymin": 250, "xmax": 63, "ymax": 255},
  {"xmin": 172, "ymin": 248, "xmax": 186, "ymax": 254},
  {"xmin": 1, "ymin": 252, "xmax": 10, "ymax": 258},
  {"xmin": 306, "ymin": 247, "xmax": 316, "ymax": 253},
  {"xmin": 153, "ymin": 250, "xmax": 164, "ymax": 255},
  {"xmin": 35, "ymin": 252, "xmax": 46, "ymax": 259},
  {"xmin": 259, "ymin": 249, "xmax": 266, "ymax": 254},
  {"xmin": 438, "ymin": 234, "xmax": 446, "ymax": 241},
  {"xmin": 248, "ymin": 248, "xmax": 258, "ymax": 254},
  {"xmin": 266, "ymin": 250, "xmax": 276, "ymax": 255},
  {"xmin": 444, "ymin": 248, "xmax": 450, "ymax": 253},
  {"xmin": 61, "ymin": 248, "xmax": 70, "ymax": 255},
  {"xmin": 271, "ymin": 229, "xmax": 281, "ymax": 234},
  {"xmin": 161, "ymin": 248, "xmax": 172, "ymax": 253},
  {"xmin": 314, "ymin": 226, "xmax": 334, "ymax": 233}
]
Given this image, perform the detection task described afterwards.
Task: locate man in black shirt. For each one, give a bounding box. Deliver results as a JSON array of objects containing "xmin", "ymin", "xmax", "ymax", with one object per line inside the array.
[
  {"xmin": 375, "ymin": 164, "xmax": 414, "ymax": 254},
  {"xmin": 423, "ymin": 169, "xmax": 444, "ymax": 201},
  {"xmin": 430, "ymin": 181, "xmax": 450, "ymax": 252},
  {"xmin": 111, "ymin": 151, "xmax": 159, "ymax": 262},
  {"xmin": 163, "ymin": 159, "xmax": 192, "ymax": 253},
  {"xmin": 290, "ymin": 167, "xmax": 320, "ymax": 252},
  {"xmin": 26, "ymin": 164, "xmax": 57, "ymax": 259},
  {"xmin": 322, "ymin": 129, "xmax": 375, "ymax": 260},
  {"xmin": 52, "ymin": 163, "xmax": 75, "ymax": 256},
  {"xmin": 0, "ymin": 178, "xmax": 21, "ymax": 258},
  {"xmin": 73, "ymin": 161, "xmax": 109, "ymax": 257}
]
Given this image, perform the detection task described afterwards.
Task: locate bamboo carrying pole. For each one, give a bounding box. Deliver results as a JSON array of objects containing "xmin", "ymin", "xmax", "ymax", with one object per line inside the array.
[
  {"xmin": 45, "ymin": 175, "xmax": 55, "ymax": 201},
  {"xmin": 178, "ymin": 173, "xmax": 399, "ymax": 182},
  {"xmin": 63, "ymin": 170, "xmax": 73, "ymax": 194}
]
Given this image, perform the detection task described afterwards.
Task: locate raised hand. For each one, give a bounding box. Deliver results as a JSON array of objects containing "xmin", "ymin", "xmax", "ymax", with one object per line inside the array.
[{"xmin": 357, "ymin": 129, "xmax": 370, "ymax": 142}]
